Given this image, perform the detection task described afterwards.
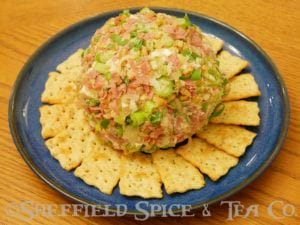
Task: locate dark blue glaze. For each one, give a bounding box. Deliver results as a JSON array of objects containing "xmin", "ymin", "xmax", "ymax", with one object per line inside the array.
[{"xmin": 9, "ymin": 8, "xmax": 289, "ymax": 215}]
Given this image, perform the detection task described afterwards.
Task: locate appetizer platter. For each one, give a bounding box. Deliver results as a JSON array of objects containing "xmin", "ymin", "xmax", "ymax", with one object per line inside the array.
[{"xmin": 9, "ymin": 8, "xmax": 289, "ymax": 214}]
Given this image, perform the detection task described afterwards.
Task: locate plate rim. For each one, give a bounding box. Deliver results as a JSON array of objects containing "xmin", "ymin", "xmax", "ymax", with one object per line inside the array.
[{"xmin": 8, "ymin": 7, "xmax": 290, "ymax": 216}]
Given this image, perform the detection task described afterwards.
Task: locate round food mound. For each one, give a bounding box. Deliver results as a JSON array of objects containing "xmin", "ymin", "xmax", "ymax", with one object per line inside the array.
[{"xmin": 81, "ymin": 8, "xmax": 227, "ymax": 153}]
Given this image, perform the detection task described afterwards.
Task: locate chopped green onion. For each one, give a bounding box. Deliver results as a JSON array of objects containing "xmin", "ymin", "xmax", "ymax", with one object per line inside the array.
[
  {"xmin": 179, "ymin": 75, "xmax": 189, "ymax": 80},
  {"xmin": 131, "ymin": 38, "xmax": 145, "ymax": 51},
  {"xmin": 81, "ymin": 48, "xmax": 90, "ymax": 57},
  {"xmin": 202, "ymin": 102, "xmax": 208, "ymax": 112},
  {"xmin": 125, "ymin": 115, "xmax": 132, "ymax": 125},
  {"xmin": 208, "ymin": 68, "xmax": 220, "ymax": 77},
  {"xmin": 130, "ymin": 30, "xmax": 138, "ymax": 38},
  {"xmin": 123, "ymin": 75, "xmax": 129, "ymax": 85},
  {"xmin": 95, "ymin": 53, "xmax": 101, "ymax": 62},
  {"xmin": 181, "ymin": 13, "xmax": 193, "ymax": 28},
  {"xmin": 92, "ymin": 36, "xmax": 100, "ymax": 43},
  {"xmin": 130, "ymin": 111, "xmax": 147, "ymax": 127},
  {"xmin": 140, "ymin": 145, "xmax": 158, "ymax": 153},
  {"xmin": 94, "ymin": 62, "xmax": 109, "ymax": 74},
  {"xmin": 140, "ymin": 7, "xmax": 153, "ymax": 14},
  {"xmin": 150, "ymin": 111, "xmax": 163, "ymax": 125},
  {"xmin": 110, "ymin": 34, "xmax": 128, "ymax": 46},
  {"xmin": 121, "ymin": 9, "xmax": 130, "ymax": 16},
  {"xmin": 191, "ymin": 69, "xmax": 202, "ymax": 80},
  {"xmin": 94, "ymin": 122, "xmax": 101, "ymax": 132},
  {"xmin": 144, "ymin": 101, "xmax": 155, "ymax": 115},
  {"xmin": 211, "ymin": 103, "xmax": 225, "ymax": 118},
  {"xmin": 100, "ymin": 119, "xmax": 110, "ymax": 129},
  {"xmin": 115, "ymin": 125, "xmax": 123, "ymax": 137},
  {"xmin": 182, "ymin": 49, "xmax": 199, "ymax": 60},
  {"xmin": 152, "ymin": 78, "xmax": 174, "ymax": 98},
  {"xmin": 191, "ymin": 52, "xmax": 199, "ymax": 59},
  {"xmin": 86, "ymin": 98, "xmax": 100, "ymax": 107},
  {"xmin": 104, "ymin": 72, "xmax": 112, "ymax": 80},
  {"xmin": 95, "ymin": 52, "xmax": 113, "ymax": 63}
]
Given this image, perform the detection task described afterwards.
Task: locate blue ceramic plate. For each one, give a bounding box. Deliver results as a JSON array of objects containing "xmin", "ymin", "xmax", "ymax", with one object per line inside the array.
[{"xmin": 9, "ymin": 8, "xmax": 289, "ymax": 215}]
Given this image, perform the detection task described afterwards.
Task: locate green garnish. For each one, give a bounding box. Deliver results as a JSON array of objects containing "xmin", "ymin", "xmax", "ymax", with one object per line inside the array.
[
  {"xmin": 181, "ymin": 13, "xmax": 193, "ymax": 28},
  {"xmin": 125, "ymin": 115, "xmax": 132, "ymax": 125},
  {"xmin": 95, "ymin": 53, "xmax": 101, "ymax": 62},
  {"xmin": 179, "ymin": 75, "xmax": 189, "ymax": 80},
  {"xmin": 191, "ymin": 69, "xmax": 202, "ymax": 80},
  {"xmin": 81, "ymin": 48, "xmax": 91, "ymax": 58},
  {"xmin": 182, "ymin": 49, "xmax": 199, "ymax": 60},
  {"xmin": 100, "ymin": 119, "xmax": 110, "ymax": 129},
  {"xmin": 92, "ymin": 36, "xmax": 100, "ymax": 43},
  {"xmin": 153, "ymin": 78, "xmax": 174, "ymax": 98},
  {"xmin": 94, "ymin": 62, "xmax": 109, "ymax": 74},
  {"xmin": 94, "ymin": 122, "xmax": 101, "ymax": 132},
  {"xmin": 93, "ymin": 62, "xmax": 111, "ymax": 80},
  {"xmin": 150, "ymin": 111, "xmax": 163, "ymax": 125},
  {"xmin": 144, "ymin": 100, "xmax": 155, "ymax": 115},
  {"xmin": 110, "ymin": 34, "xmax": 128, "ymax": 46},
  {"xmin": 130, "ymin": 111, "xmax": 147, "ymax": 127},
  {"xmin": 123, "ymin": 75, "xmax": 129, "ymax": 85},
  {"xmin": 104, "ymin": 72, "xmax": 112, "ymax": 80},
  {"xmin": 86, "ymin": 98, "xmax": 100, "ymax": 107},
  {"xmin": 131, "ymin": 38, "xmax": 145, "ymax": 51},
  {"xmin": 121, "ymin": 9, "xmax": 130, "ymax": 16},
  {"xmin": 130, "ymin": 30, "xmax": 138, "ymax": 38},
  {"xmin": 115, "ymin": 125, "xmax": 123, "ymax": 137},
  {"xmin": 211, "ymin": 103, "xmax": 225, "ymax": 118},
  {"xmin": 208, "ymin": 68, "xmax": 220, "ymax": 77},
  {"xmin": 202, "ymin": 102, "xmax": 208, "ymax": 112},
  {"xmin": 95, "ymin": 52, "xmax": 113, "ymax": 63}
]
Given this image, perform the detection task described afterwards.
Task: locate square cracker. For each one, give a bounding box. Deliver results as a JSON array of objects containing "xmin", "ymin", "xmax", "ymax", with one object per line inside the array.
[
  {"xmin": 176, "ymin": 138, "xmax": 238, "ymax": 181},
  {"xmin": 45, "ymin": 109, "xmax": 94, "ymax": 170},
  {"xmin": 56, "ymin": 49, "xmax": 84, "ymax": 74},
  {"xmin": 41, "ymin": 72, "xmax": 78, "ymax": 104},
  {"xmin": 152, "ymin": 149, "xmax": 205, "ymax": 194},
  {"xmin": 217, "ymin": 51, "xmax": 248, "ymax": 79},
  {"xmin": 74, "ymin": 146, "xmax": 121, "ymax": 195},
  {"xmin": 197, "ymin": 124, "xmax": 257, "ymax": 157},
  {"xmin": 119, "ymin": 152, "xmax": 162, "ymax": 198},
  {"xmin": 203, "ymin": 35, "xmax": 224, "ymax": 54},
  {"xmin": 39, "ymin": 103, "xmax": 77, "ymax": 139},
  {"xmin": 223, "ymin": 73, "xmax": 261, "ymax": 101},
  {"xmin": 210, "ymin": 100, "xmax": 260, "ymax": 126}
]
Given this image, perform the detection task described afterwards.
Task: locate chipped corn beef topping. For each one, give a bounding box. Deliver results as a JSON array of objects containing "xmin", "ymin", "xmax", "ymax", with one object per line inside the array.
[{"xmin": 81, "ymin": 8, "xmax": 227, "ymax": 153}]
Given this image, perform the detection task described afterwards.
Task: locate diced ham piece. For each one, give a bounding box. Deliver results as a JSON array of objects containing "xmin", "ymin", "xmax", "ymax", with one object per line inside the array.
[
  {"xmin": 170, "ymin": 26, "xmax": 187, "ymax": 40},
  {"xmin": 168, "ymin": 54, "xmax": 180, "ymax": 71},
  {"xmin": 184, "ymin": 80, "xmax": 197, "ymax": 96},
  {"xmin": 129, "ymin": 59, "xmax": 152, "ymax": 77},
  {"xmin": 188, "ymin": 28, "xmax": 203, "ymax": 47}
]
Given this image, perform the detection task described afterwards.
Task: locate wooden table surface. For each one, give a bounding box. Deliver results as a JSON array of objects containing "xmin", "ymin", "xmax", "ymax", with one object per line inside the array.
[{"xmin": 0, "ymin": 0, "xmax": 299, "ymax": 224}]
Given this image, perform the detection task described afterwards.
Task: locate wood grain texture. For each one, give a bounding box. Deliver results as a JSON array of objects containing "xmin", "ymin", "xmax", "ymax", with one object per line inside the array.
[{"xmin": 0, "ymin": 0, "xmax": 299, "ymax": 224}]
